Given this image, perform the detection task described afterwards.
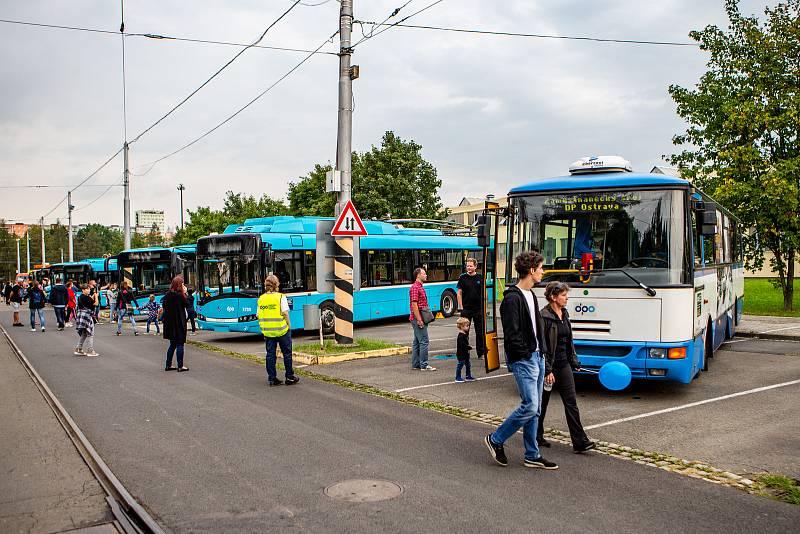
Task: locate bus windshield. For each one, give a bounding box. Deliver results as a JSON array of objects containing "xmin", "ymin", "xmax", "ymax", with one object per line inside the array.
[
  {"xmin": 121, "ymin": 262, "xmax": 172, "ymax": 294},
  {"xmin": 511, "ymin": 189, "xmax": 687, "ymax": 286},
  {"xmin": 199, "ymin": 257, "xmax": 262, "ymax": 297}
]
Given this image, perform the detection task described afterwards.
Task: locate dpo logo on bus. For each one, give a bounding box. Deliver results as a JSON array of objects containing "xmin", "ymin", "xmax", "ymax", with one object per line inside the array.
[{"xmin": 573, "ymin": 302, "xmax": 597, "ymax": 316}]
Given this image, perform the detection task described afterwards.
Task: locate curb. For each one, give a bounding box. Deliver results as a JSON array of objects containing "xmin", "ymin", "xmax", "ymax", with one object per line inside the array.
[
  {"xmin": 294, "ymin": 346, "xmax": 410, "ymax": 365},
  {"xmin": 734, "ymin": 331, "xmax": 800, "ymax": 342}
]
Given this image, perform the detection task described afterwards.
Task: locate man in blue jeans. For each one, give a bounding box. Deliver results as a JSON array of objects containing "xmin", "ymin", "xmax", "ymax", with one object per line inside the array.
[{"xmin": 484, "ymin": 251, "xmax": 558, "ymax": 470}]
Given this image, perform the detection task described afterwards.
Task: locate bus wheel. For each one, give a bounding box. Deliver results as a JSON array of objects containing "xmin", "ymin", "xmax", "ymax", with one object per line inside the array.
[
  {"xmin": 320, "ymin": 301, "xmax": 335, "ymax": 336},
  {"xmin": 440, "ymin": 290, "xmax": 457, "ymax": 317}
]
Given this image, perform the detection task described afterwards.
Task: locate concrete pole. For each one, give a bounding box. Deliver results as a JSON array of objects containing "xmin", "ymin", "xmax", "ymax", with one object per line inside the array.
[
  {"xmin": 16, "ymin": 239, "xmax": 20, "ymax": 274},
  {"xmin": 40, "ymin": 217, "xmax": 46, "ymax": 265},
  {"xmin": 67, "ymin": 190, "xmax": 74, "ymax": 261},
  {"xmin": 26, "ymin": 231, "xmax": 30, "ymax": 272},
  {"xmin": 123, "ymin": 142, "xmax": 131, "ymax": 249},
  {"xmin": 177, "ymin": 183, "xmax": 186, "ymax": 229},
  {"xmin": 333, "ymin": 0, "xmax": 354, "ymax": 345}
]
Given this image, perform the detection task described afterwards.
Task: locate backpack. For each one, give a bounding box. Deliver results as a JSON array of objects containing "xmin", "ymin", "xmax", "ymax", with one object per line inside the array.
[{"xmin": 31, "ymin": 290, "xmax": 42, "ymax": 306}]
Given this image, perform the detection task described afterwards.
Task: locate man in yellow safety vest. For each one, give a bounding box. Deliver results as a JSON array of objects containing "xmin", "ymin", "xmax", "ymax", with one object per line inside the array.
[{"xmin": 257, "ymin": 274, "xmax": 299, "ymax": 386}]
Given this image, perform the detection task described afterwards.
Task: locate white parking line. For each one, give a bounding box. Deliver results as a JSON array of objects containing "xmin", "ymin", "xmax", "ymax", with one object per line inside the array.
[
  {"xmin": 759, "ymin": 325, "xmax": 800, "ymax": 334},
  {"xmin": 584, "ymin": 379, "xmax": 800, "ymax": 430},
  {"xmin": 395, "ymin": 372, "xmax": 512, "ymax": 392}
]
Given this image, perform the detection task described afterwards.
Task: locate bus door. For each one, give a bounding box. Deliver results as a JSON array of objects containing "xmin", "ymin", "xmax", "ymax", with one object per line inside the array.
[{"xmin": 479, "ymin": 201, "xmax": 502, "ymax": 373}]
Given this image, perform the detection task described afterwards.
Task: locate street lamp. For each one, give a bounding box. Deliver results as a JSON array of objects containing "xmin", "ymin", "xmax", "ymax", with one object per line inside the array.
[{"xmin": 177, "ymin": 183, "xmax": 186, "ymax": 230}]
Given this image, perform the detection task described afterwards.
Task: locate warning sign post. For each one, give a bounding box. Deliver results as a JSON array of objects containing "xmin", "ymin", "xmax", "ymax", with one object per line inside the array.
[{"xmin": 331, "ymin": 199, "xmax": 368, "ymax": 237}]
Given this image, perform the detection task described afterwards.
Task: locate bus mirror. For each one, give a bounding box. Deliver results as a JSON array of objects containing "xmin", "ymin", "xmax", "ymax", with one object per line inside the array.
[
  {"xmin": 477, "ymin": 215, "xmax": 490, "ymax": 247},
  {"xmin": 695, "ymin": 201, "xmax": 717, "ymax": 237}
]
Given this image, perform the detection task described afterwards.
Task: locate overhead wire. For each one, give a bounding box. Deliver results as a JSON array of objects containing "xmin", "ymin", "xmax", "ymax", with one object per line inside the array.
[
  {"xmin": 128, "ymin": 0, "xmax": 304, "ymax": 145},
  {"xmin": 354, "ymin": 0, "xmax": 445, "ymax": 45},
  {"xmin": 73, "ymin": 177, "xmax": 125, "ymax": 212},
  {"xmin": 352, "ymin": 0, "xmax": 415, "ymax": 47}
]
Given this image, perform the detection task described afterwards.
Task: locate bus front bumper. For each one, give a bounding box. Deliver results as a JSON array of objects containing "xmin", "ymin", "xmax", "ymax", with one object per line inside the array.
[
  {"xmin": 197, "ymin": 318, "xmax": 259, "ymax": 333},
  {"xmin": 573, "ymin": 338, "xmax": 698, "ymax": 385}
]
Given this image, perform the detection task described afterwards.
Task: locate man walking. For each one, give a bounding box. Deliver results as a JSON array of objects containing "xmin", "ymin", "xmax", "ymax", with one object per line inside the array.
[
  {"xmin": 409, "ymin": 267, "xmax": 436, "ymax": 371},
  {"xmin": 484, "ymin": 251, "xmax": 557, "ymax": 470},
  {"xmin": 48, "ymin": 278, "xmax": 69, "ymax": 330},
  {"xmin": 457, "ymin": 257, "xmax": 486, "ymax": 359}
]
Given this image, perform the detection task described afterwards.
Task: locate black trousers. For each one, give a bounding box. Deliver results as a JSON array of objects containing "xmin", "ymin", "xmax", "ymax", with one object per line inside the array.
[
  {"xmin": 461, "ymin": 309, "xmax": 486, "ymax": 357},
  {"xmin": 537, "ymin": 361, "xmax": 591, "ymax": 448}
]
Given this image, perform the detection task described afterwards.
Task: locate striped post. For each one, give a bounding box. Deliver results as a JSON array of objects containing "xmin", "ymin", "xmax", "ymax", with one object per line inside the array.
[{"xmin": 334, "ymin": 236, "xmax": 354, "ymax": 344}]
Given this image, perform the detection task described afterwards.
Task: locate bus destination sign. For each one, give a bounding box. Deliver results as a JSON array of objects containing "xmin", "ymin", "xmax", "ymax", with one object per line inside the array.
[{"xmin": 545, "ymin": 192, "xmax": 640, "ymax": 213}]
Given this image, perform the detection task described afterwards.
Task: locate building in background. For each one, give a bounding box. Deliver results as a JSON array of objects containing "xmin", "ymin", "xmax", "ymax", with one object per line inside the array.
[
  {"xmin": 2, "ymin": 222, "xmax": 29, "ymax": 238},
  {"xmin": 135, "ymin": 210, "xmax": 166, "ymax": 235}
]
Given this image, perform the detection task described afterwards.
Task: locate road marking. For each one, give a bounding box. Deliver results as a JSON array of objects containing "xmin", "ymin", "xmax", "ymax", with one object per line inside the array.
[
  {"xmin": 758, "ymin": 325, "xmax": 800, "ymax": 334},
  {"xmin": 395, "ymin": 372, "xmax": 512, "ymax": 392},
  {"xmin": 584, "ymin": 379, "xmax": 800, "ymax": 430},
  {"xmin": 721, "ymin": 338, "xmax": 749, "ymax": 345}
]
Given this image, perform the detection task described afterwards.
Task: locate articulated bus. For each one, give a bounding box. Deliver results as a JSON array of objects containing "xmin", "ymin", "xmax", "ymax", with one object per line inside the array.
[
  {"xmin": 116, "ymin": 245, "xmax": 197, "ymax": 314},
  {"xmin": 493, "ymin": 156, "xmax": 743, "ymax": 384},
  {"xmin": 196, "ymin": 216, "xmax": 484, "ymax": 334}
]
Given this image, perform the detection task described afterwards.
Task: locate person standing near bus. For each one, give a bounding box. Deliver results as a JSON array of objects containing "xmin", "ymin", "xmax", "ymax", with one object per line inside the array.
[
  {"xmin": 65, "ymin": 280, "xmax": 77, "ymax": 326},
  {"xmin": 24, "ymin": 280, "xmax": 47, "ymax": 332},
  {"xmin": 484, "ymin": 251, "xmax": 558, "ymax": 470},
  {"xmin": 48, "ymin": 278, "xmax": 69, "ymax": 330},
  {"xmin": 257, "ymin": 275, "xmax": 299, "ymax": 386},
  {"xmin": 537, "ymin": 281, "xmax": 596, "ymax": 453},
  {"xmin": 9, "ymin": 280, "xmax": 25, "ymax": 326},
  {"xmin": 162, "ymin": 276, "xmax": 190, "ymax": 372},
  {"xmin": 457, "ymin": 257, "xmax": 486, "ymax": 359},
  {"xmin": 74, "ymin": 284, "xmax": 100, "ymax": 357},
  {"xmin": 409, "ymin": 267, "xmax": 436, "ymax": 371},
  {"xmin": 116, "ymin": 281, "xmax": 139, "ymax": 336},
  {"xmin": 103, "ymin": 282, "xmax": 118, "ymax": 322}
]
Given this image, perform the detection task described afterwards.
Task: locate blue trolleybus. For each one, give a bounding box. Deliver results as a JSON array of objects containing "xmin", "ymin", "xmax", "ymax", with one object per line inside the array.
[
  {"xmin": 50, "ymin": 257, "xmax": 119, "ymax": 306},
  {"xmin": 195, "ymin": 216, "xmax": 484, "ymax": 334},
  {"xmin": 116, "ymin": 245, "xmax": 197, "ymax": 314},
  {"xmin": 497, "ymin": 156, "xmax": 743, "ymax": 384}
]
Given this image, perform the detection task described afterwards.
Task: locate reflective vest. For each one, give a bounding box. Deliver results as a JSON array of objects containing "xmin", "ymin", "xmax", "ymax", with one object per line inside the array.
[{"xmin": 257, "ymin": 292, "xmax": 289, "ymax": 337}]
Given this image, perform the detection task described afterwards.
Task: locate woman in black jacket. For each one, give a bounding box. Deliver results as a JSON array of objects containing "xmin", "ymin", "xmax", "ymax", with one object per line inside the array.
[
  {"xmin": 537, "ymin": 281, "xmax": 595, "ymax": 453},
  {"xmin": 162, "ymin": 276, "xmax": 189, "ymax": 372}
]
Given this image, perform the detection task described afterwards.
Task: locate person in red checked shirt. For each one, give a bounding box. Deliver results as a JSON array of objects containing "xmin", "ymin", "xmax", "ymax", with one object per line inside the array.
[{"xmin": 409, "ymin": 267, "xmax": 436, "ymax": 371}]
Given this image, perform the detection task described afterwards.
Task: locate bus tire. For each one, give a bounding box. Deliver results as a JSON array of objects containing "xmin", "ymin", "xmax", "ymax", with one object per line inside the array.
[
  {"xmin": 440, "ymin": 290, "xmax": 457, "ymax": 318},
  {"xmin": 320, "ymin": 301, "xmax": 335, "ymax": 336}
]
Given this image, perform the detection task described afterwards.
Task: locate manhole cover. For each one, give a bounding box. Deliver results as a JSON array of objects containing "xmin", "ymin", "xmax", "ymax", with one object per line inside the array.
[{"xmin": 324, "ymin": 479, "xmax": 403, "ymax": 503}]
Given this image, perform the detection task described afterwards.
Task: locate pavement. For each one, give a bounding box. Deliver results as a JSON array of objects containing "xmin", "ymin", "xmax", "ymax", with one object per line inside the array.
[
  {"xmin": 736, "ymin": 314, "xmax": 800, "ymax": 340},
  {"xmin": 2, "ymin": 307, "xmax": 799, "ymax": 533}
]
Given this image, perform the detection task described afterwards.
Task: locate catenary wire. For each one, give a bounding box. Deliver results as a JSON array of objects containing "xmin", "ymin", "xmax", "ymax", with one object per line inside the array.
[
  {"xmin": 352, "ymin": 0, "xmax": 415, "ymax": 47},
  {"xmin": 354, "ymin": 0, "xmax": 445, "ymax": 45},
  {"xmin": 128, "ymin": 1, "xmax": 303, "ymax": 144},
  {"xmin": 73, "ymin": 178, "xmax": 125, "ymax": 212}
]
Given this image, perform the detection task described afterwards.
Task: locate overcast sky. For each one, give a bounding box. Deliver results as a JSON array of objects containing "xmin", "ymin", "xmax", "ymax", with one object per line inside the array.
[{"xmin": 0, "ymin": 0, "xmax": 775, "ymax": 230}]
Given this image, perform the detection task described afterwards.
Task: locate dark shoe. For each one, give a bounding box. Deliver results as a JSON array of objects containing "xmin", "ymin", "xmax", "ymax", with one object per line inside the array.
[
  {"xmin": 165, "ymin": 367, "xmax": 177, "ymax": 371},
  {"xmin": 268, "ymin": 378, "xmax": 283, "ymax": 386},
  {"xmin": 523, "ymin": 456, "xmax": 559, "ymax": 470},
  {"xmin": 574, "ymin": 441, "xmax": 597, "ymax": 454},
  {"xmin": 176, "ymin": 366, "xmax": 189, "ymax": 372},
  {"xmin": 484, "ymin": 435, "xmax": 508, "ymax": 466},
  {"xmin": 285, "ymin": 376, "xmax": 299, "ymax": 385},
  {"xmin": 537, "ymin": 437, "xmax": 552, "ymax": 448}
]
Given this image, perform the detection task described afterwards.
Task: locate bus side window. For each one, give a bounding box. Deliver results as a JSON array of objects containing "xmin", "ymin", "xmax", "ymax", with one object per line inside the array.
[
  {"xmin": 420, "ymin": 250, "xmax": 446, "ymax": 282},
  {"xmin": 366, "ymin": 250, "xmax": 392, "ymax": 286},
  {"xmin": 304, "ymin": 251, "xmax": 316, "ymax": 291},
  {"xmin": 393, "ymin": 250, "xmax": 412, "ymax": 285},
  {"xmin": 446, "ymin": 250, "xmax": 462, "ymax": 281}
]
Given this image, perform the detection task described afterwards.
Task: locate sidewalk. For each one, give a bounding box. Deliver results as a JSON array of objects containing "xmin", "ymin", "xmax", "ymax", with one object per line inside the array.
[
  {"xmin": 0, "ymin": 331, "xmax": 117, "ymax": 533},
  {"xmin": 738, "ymin": 314, "xmax": 800, "ymax": 341}
]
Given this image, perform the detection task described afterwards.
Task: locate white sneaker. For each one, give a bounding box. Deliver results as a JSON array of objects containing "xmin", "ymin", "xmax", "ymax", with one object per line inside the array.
[
  {"xmin": 74, "ymin": 348, "xmax": 84, "ymax": 355},
  {"xmin": 41, "ymin": 327, "xmax": 45, "ymax": 332},
  {"xmin": 421, "ymin": 365, "xmax": 437, "ymax": 371},
  {"xmin": 30, "ymin": 328, "xmax": 35, "ymax": 332},
  {"xmin": 84, "ymin": 351, "xmax": 99, "ymax": 357}
]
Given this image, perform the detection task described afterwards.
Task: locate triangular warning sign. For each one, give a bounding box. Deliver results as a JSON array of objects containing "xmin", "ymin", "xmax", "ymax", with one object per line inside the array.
[{"xmin": 331, "ymin": 199, "xmax": 368, "ymax": 237}]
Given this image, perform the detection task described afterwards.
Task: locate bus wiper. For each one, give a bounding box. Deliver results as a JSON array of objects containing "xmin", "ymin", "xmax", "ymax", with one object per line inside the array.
[{"xmin": 593, "ymin": 269, "xmax": 657, "ymax": 297}]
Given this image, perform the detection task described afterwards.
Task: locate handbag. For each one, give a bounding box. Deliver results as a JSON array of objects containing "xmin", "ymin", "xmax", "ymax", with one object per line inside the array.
[{"xmin": 420, "ymin": 307, "xmax": 435, "ymax": 324}]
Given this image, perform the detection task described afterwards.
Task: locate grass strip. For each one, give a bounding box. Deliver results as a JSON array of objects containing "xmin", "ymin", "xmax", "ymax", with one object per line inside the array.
[
  {"xmin": 294, "ymin": 338, "xmax": 398, "ymax": 356},
  {"xmin": 755, "ymin": 474, "xmax": 800, "ymax": 505}
]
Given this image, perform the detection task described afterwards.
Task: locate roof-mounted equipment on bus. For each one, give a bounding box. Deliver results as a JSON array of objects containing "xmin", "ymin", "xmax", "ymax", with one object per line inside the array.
[{"xmin": 568, "ymin": 156, "xmax": 633, "ymax": 175}]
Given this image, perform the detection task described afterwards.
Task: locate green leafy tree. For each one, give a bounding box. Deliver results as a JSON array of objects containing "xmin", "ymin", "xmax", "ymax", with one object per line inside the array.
[
  {"xmin": 288, "ymin": 131, "xmax": 446, "ymax": 219},
  {"xmin": 0, "ymin": 222, "xmax": 20, "ymax": 281},
  {"xmin": 75, "ymin": 224, "xmax": 124, "ymax": 258},
  {"xmin": 668, "ymin": 0, "xmax": 800, "ymax": 310}
]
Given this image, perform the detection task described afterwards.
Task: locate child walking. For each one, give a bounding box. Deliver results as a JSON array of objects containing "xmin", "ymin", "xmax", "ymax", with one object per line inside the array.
[
  {"xmin": 144, "ymin": 294, "xmax": 161, "ymax": 335},
  {"xmin": 455, "ymin": 317, "xmax": 475, "ymax": 383},
  {"xmin": 75, "ymin": 284, "xmax": 99, "ymax": 357}
]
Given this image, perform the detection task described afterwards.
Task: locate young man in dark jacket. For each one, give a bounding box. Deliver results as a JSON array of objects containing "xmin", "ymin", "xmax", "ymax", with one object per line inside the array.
[
  {"xmin": 48, "ymin": 279, "xmax": 69, "ymax": 330},
  {"xmin": 484, "ymin": 251, "xmax": 557, "ymax": 469}
]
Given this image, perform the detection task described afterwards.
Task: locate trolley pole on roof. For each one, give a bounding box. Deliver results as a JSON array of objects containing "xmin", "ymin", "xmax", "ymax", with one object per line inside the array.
[
  {"xmin": 333, "ymin": 0, "xmax": 355, "ymax": 344},
  {"xmin": 123, "ymin": 142, "xmax": 131, "ymax": 250}
]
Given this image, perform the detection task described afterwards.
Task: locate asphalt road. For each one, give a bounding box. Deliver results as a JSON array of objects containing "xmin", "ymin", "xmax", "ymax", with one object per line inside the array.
[{"xmin": 3, "ymin": 311, "xmax": 799, "ymax": 533}]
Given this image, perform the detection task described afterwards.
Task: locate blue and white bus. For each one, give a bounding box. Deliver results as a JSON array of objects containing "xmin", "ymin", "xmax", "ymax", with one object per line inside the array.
[
  {"xmin": 116, "ymin": 245, "xmax": 197, "ymax": 313},
  {"xmin": 196, "ymin": 216, "xmax": 484, "ymax": 334},
  {"xmin": 50, "ymin": 257, "xmax": 119, "ymax": 306},
  {"xmin": 500, "ymin": 156, "xmax": 743, "ymax": 384}
]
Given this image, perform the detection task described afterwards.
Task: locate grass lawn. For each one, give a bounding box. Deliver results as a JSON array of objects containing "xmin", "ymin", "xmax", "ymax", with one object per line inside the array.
[
  {"xmin": 743, "ymin": 278, "xmax": 800, "ymax": 317},
  {"xmin": 294, "ymin": 338, "xmax": 399, "ymax": 356}
]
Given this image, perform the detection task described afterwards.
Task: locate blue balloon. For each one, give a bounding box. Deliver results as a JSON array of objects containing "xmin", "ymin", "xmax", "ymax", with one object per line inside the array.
[{"xmin": 598, "ymin": 361, "xmax": 632, "ymax": 391}]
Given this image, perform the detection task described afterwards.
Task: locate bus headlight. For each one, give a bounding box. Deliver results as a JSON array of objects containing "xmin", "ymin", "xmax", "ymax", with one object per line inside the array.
[{"xmin": 648, "ymin": 348, "xmax": 666, "ymax": 359}]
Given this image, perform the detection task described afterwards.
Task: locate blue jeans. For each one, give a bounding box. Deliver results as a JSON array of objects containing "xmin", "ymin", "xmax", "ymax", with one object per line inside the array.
[
  {"xmin": 456, "ymin": 358, "xmax": 472, "ymax": 379},
  {"xmin": 265, "ymin": 332, "xmax": 294, "ymax": 381},
  {"xmin": 490, "ymin": 352, "xmax": 544, "ymax": 461},
  {"xmin": 146, "ymin": 317, "xmax": 160, "ymax": 333},
  {"xmin": 53, "ymin": 306, "xmax": 66, "ymax": 328},
  {"xmin": 165, "ymin": 341, "xmax": 184, "ymax": 368},
  {"xmin": 410, "ymin": 320, "xmax": 429, "ymax": 369},
  {"xmin": 116, "ymin": 308, "xmax": 137, "ymax": 333},
  {"xmin": 30, "ymin": 308, "xmax": 46, "ymax": 329}
]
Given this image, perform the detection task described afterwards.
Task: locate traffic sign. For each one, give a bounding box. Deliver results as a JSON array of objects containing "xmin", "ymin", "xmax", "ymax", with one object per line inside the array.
[{"xmin": 331, "ymin": 199, "xmax": 367, "ymax": 237}]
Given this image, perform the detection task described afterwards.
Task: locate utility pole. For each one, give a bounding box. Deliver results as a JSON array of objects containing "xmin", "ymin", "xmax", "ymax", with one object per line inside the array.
[
  {"xmin": 67, "ymin": 190, "xmax": 74, "ymax": 261},
  {"xmin": 16, "ymin": 239, "xmax": 20, "ymax": 274},
  {"xmin": 60, "ymin": 248, "xmax": 64, "ymax": 263},
  {"xmin": 40, "ymin": 217, "xmax": 46, "ymax": 265},
  {"xmin": 177, "ymin": 183, "xmax": 186, "ymax": 229},
  {"xmin": 26, "ymin": 230, "xmax": 30, "ymax": 272},
  {"xmin": 333, "ymin": 0, "xmax": 355, "ymax": 345},
  {"xmin": 123, "ymin": 142, "xmax": 131, "ymax": 249}
]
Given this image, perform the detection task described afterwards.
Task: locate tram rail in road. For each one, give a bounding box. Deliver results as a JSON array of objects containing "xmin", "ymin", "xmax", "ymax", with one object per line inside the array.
[{"xmin": 1, "ymin": 325, "xmax": 165, "ymax": 534}]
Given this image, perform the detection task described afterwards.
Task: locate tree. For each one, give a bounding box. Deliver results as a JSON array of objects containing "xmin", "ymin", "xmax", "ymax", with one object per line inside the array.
[
  {"xmin": 172, "ymin": 191, "xmax": 289, "ymax": 245},
  {"xmin": 288, "ymin": 131, "xmax": 446, "ymax": 219},
  {"xmin": 75, "ymin": 224, "xmax": 124, "ymax": 258},
  {"xmin": 668, "ymin": 0, "xmax": 800, "ymax": 310}
]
